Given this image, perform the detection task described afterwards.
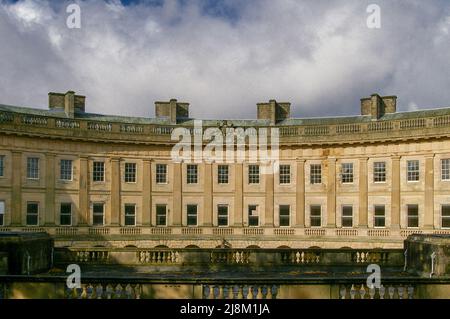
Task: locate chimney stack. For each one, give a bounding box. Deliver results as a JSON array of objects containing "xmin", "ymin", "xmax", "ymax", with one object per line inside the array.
[
  {"xmin": 48, "ymin": 91, "xmax": 86, "ymax": 118},
  {"xmin": 361, "ymin": 93, "xmax": 397, "ymax": 119},
  {"xmin": 155, "ymin": 99, "xmax": 190, "ymax": 124},
  {"xmin": 257, "ymin": 99, "xmax": 291, "ymax": 125}
]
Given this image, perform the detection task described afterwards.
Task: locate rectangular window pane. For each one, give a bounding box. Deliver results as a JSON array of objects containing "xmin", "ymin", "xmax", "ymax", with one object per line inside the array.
[
  {"xmin": 373, "ymin": 162, "xmax": 386, "ymax": 182},
  {"xmin": 124, "ymin": 163, "xmax": 137, "ymax": 183},
  {"xmin": 0, "ymin": 201, "xmax": 4, "ymax": 226},
  {"xmin": 26, "ymin": 202, "xmax": 39, "ymax": 226},
  {"xmin": 27, "ymin": 157, "xmax": 39, "ymax": 179},
  {"xmin": 218, "ymin": 205, "xmax": 228, "ymax": 226},
  {"xmin": 124, "ymin": 204, "xmax": 136, "ymax": 226},
  {"xmin": 0, "ymin": 155, "xmax": 4, "ymax": 177},
  {"xmin": 279, "ymin": 165, "xmax": 291, "ymax": 184},
  {"xmin": 187, "ymin": 204, "xmax": 197, "ymax": 226},
  {"xmin": 248, "ymin": 205, "xmax": 259, "ymax": 226},
  {"xmin": 93, "ymin": 162, "xmax": 105, "ymax": 182},
  {"xmin": 248, "ymin": 165, "xmax": 260, "ymax": 184},
  {"xmin": 156, "ymin": 204, "xmax": 167, "ymax": 226},
  {"xmin": 407, "ymin": 160, "xmax": 420, "ymax": 182},
  {"xmin": 310, "ymin": 164, "xmax": 322, "ymax": 184},
  {"xmin": 156, "ymin": 164, "xmax": 168, "ymax": 184},
  {"xmin": 187, "ymin": 165, "xmax": 198, "ymax": 184},
  {"xmin": 93, "ymin": 203, "xmax": 104, "ymax": 226},
  {"xmin": 279, "ymin": 205, "xmax": 290, "ymax": 227},
  {"xmin": 341, "ymin": 163, "xmax": 354, "ymax": 183},
  {"xmin": 60, "ymin": 159, "xmax": 73, "ymax": 181},
  {"xmin": 441, "ymin": 159, "xmax": 450, "ymax": 181},
  {"xmin": 342, "ymin": 205, "xmax": 353, "ymax": 227},
  {"xmin": 218, "ymin": 165, "xmax": 229, "ymax": 184},
  {"xmin": 60, "ymin": 203, "xmax": 72, "ymax": 226},
  {"xmin": 442, "ymin": 205, "xmax": 450, "ymax": 228},
  {"xmin": 374, "ymin": 205, "xmax": 385, "ymax": 227},
  {"xmin": 310, "ymin": 205, "xmax": 321, "ymax": 227},
  {"xmin": 407, "ymin": 204, "xmax": 419, "ymax": 228}
]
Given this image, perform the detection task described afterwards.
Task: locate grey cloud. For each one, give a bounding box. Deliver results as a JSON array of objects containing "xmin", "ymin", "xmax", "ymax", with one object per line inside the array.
[{"xmin": 0, "ymin": 0, "xmax": 449, "ymax": 120}]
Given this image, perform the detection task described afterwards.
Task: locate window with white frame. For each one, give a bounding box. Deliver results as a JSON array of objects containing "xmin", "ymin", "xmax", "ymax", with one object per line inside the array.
[
  {"xmin": 27, "ymin": 157, "xmax": 39, "ymax": 179},
  {"xmin": 341, "ymin": 163, "xmax": 353, "ymax": 183},
  {"xmin": 407, "ymin": 160, "xmax": 420, "ymax": 182},
  {"xmin": 156, "ymin": 164, "xmax": 167, "ymax": 184},
  {"xmin": 60, "ymin": 203, "xmax": 72, "ymax": 226},
  {"xmin": 217, "ymin": 204, "xmax": 228, "ymax": 226},
  {"xmin": 279, "ymin": 205, "xmax": 290, "ymax": 227},
  {"xmin": 0, "ymin": 155, "xmax": 4, "ymax": 177},
  {"xmin": 0, "ymin": 201, "xmax": 4, "ymax": 226},
  {"xmin": 156, "ymin": 204, "xmax": 167, "ymax": 226},
  {"xmin": 187, "ymin": 165, "xmax": 198, "ymax": 184},
  {"xmin": 124, "ymin": 163, "xmax": 137, "ymax": 183},
  {"xmin": 373, "ymin": 162, "xmax": 386, "ymax": 182},
  {"xmin": 407, "ymin": 204, "xmax": 419, "ymax": 228},
  {"xmin": 310, "ymin": 164, "xmax": 322, "ymax": 184},
  {"xmin": 92, "ymin": 203, "xmax": 104, "ymax": 226},
  {"xmin": 124, "ymin": 204, "xmax": 136, "ymax": 226},
  {"xmin": 60, "ymin": 159, "xmax": 73, "ymax": 181},
  {"xmin": 248, "ymin": 205, "xmax": 259, "ymax": 226},
  {"xmin": 310, "ymin": 205, "xmax": 321, "ymax": 227},
  {"xmin": 441, "ymin": 205, "xmax": 450, "ymax": 228},
  {"xmin": 26, "ymin": 202, "xmax": 39, "ymax": 226},
  {"xmin": 279, "ymin": 165, "xmax": 291, "ymax": 184},
  {"xmin": 441, "ymin": 159, "xmax": 450, "ymax": 181},
  {"xmin": 374, "ymin": 205, "xmax": 385, "ymax": 228},
  {"xmin": 93, "ymin": 162, "xmax": 105, "ymax": 182},
  {"xmin": 218, "ymin": 165, "xmax": 229, "ymax": 184},
  {"xmin": 248, "ymin": 165, "xmax": 260, "ymax": 184},
  {"xmin": 341, "ymin": 205, "xmax": 353, "ymax": 227},
  {"xmin": 187, "ymin": 204, "xmax": 198, "ymax": 226}
]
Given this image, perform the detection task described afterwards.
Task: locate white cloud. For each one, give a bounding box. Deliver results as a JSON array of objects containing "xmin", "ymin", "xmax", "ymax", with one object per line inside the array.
[{"xmin": 0, "ymin": 0, "xmax": 449, "ymax": 119}]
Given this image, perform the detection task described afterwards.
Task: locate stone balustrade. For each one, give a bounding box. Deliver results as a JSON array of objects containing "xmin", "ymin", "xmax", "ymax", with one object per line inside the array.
[{"xmin": 1, "ymin": 110, "xmax": 450, "ymax": 145}]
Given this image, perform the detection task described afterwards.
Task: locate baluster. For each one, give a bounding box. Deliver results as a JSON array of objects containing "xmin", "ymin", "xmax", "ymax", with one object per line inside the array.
[
  {"xmin": 407, "ymin": 286, "xmax": 414, "ymax": 299},
  {"xmin": 242, "ymin": 286, "xmax": 249, "ymax": 299},
  {"xmin": 301, "ymin": 251, "xmax": 305, "ymax": 263},
  {"xmin": 369, "ymin": 287, "xmax": 376, "ymax": 299},
  {"xmin": 203, "ymin": 285, "xmax": 210, "ymax": 299},
  {"xmin": 339, "ymin": 286, "xmax": 347, "ymax": 299},
  {"xmin": 379, "ymin": 285, "xmax": 385, "ymax": 299},
  {"xmin": 134, "ymin": 284, "xmax": 142, "ymax": 299},
  {"xmin": 359, "ymin": 285, "xmax": 366, "ymax": 299},
  {"xmin": 222, "ymin": 286, "xmax": 230, "ymax": 299},
  {"xmin": 232, "ymin": 285, "xmax": 239, "ymax": 299},
  {"xmin": 270, "ymin": 285, "xmax": 278, "ymax": 299},
  {"xmin": 86, "ymin": 284, "xmax": 94, "ymax": 299},
  {"xmin": 213, "ymin": 286, "xmax": 220, "ymax": 299},
  {"xmin": 397, "ymin": 286, "xmax": 404, "ymax": 299},
  {"xmin": 105, "ymin": 284, "xmax": 113, "ymax": 299},
  {"xmin": 350, "ymin": 284, "xmax": 356, "ymax": 299},
  {"xmin": 76, "ymin": 286, "xmax": 84, "ymax": 299},
  {"xmin": 125, "ymin": 284, "xmax": 133, "ymax": 299},
  {"xmin": 95, "ymin": 284, "xmax": 103, "ymax": 299},
  {"xmin": 388, "ymin": 286, "xmax": 395, "ymax": 299},
  {"xmin": 261, "ymin": 286, "xmax": 268, "ymax": 299},
  {"xmin": 115, "ymin": 284, "xmax": 123, "ymax": 299},
  {"xmin": 295, "ymin": 251, "xmax": 300, "ymax": 264},
  {"xmin": 251, "ymin": 286, "xmax": 259, "ymax": 299}
]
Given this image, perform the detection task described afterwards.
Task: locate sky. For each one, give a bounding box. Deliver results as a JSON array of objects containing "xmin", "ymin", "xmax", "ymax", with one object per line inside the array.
[{"xmin": 0, "ymin": 0, "xmax": 449, "ymax": 119}]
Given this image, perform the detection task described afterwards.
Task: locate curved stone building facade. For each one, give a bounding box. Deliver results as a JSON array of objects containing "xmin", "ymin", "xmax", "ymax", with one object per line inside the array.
[{"xmin": 0, "ymin": 91, "xmax": 449, "ymax": 249}]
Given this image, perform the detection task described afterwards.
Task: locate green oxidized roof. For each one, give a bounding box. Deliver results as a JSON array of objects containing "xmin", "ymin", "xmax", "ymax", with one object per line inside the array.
[{"xmin": 1, "ymin": 103, "xmax": 450, "ymax": 126}]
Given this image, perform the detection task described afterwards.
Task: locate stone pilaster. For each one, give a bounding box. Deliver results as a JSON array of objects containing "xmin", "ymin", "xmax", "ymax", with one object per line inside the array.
[
  {"xmin": 234, "ymin": 163, "xmax": 243, "ymax": 226},
  {"xmin": 11, "ymin": 151, "xmax": 22, "ymax": 226},
  {"xmin": 358, "ymin": 157, "xmax": 368, "ymax": 228},
  {"xmin": 296, "ymin": 159, "xmax": 305, "ymax": 227},
  {"xmin": 265, "ymin": 164, "xmax": 274, "ymax": 226},
  {"xmin": 424, "ymin": 155, "xmax": 435, "ymax": 229},
  {"xmin": 78, "ymin": 157, "xmax": 89, "ymax": 225},
  {"xmin": 45, "ymin": 153, "xmax": 55, "ymax": 225},
  {"xmin": 172, "ymin": 163, "xmax": 182, "ymax": 226},
  {"xmin": 142, "ymin": 159, "xmax": 152, "ymax": 226},
  {"xmin": 110, "ymin": 158, "xmax": 121, "ymax": 226},
  {"xmin": 391, "ymin": 156, "xmax": 401, "ymax": 229},
  {"xmin": 327, "ymin": 157, "xmax": 336, "ymax": 227},
  {"xmin": 203, "ymin": 163, "xmax": 213, "ymax": 226}
]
